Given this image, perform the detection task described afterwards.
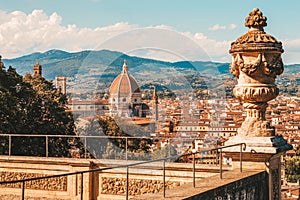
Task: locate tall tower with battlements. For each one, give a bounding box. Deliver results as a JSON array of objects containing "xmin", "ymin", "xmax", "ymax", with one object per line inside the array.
[
  {"xmin": 33, "ymin": 58, "xmax": 42, "ymax": 77},
  {"xmin": 55, "ymin": 76, "xmax": 67, "ymax": 95}
]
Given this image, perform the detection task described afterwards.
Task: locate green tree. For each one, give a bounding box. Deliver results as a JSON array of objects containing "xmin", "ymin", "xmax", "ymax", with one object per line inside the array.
[
  {"xmin": 0, "ymin": 66, "xmax": 35, "ymax": 133},
  {"xmin": 76, "ymin": 118, "xmax": 105, "ymax": 158},
  {"xmin": 96, "ymin": 116, "xmax": 181, "ymax": 161},
  {"xmin": 285, "ymin": 144, "xmax": 300, "ymax": 183},
  {"xmin": 76, "ymin": 116, "xmax": 152, "ymax": 159},
  {"xmin": 295, "ymin": 144, "xmax": 300, "ymax": 156},
  {"xmin": 285, "ymin": 156, "xmax": 300, "ymax": 183},
  {"xmin": 23, "ymin": 73, "xmax": 75, "ymax": 135},
  {"xmin": 0, "ymin": 62, "xmax": 76, "ymax": 157},
  {"xmin": 97, "ymin": 115, "xmax": 152, "ymax": 156},
  {"xmin": 151, "ymin": 144, "xmax": 178, "ymax": 161}
]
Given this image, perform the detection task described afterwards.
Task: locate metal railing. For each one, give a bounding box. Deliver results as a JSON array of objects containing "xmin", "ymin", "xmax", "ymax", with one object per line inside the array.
[
  {"xmin": 0, "ymin": 134, "xmax": 209, "ymax": 159},
  {"xmin": 0, "ymin": 143, "xmax": 246, "ymax": 200},
  {"xmin": 0, "ymin": 133, "xmax": 154, "ymax": 158}
]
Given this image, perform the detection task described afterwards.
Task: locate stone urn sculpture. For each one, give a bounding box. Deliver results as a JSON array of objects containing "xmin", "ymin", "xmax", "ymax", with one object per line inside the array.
[
  {"xmin": 225, "ymin": 9, "xmax": 292, "ymax": 200},
  {"xmin": 230, "ymin": 8, "xmax": 284, "ymax": 137},
  {"xmin": 226, "ymin": 8, "xmax": 292, "ymax": 153}
]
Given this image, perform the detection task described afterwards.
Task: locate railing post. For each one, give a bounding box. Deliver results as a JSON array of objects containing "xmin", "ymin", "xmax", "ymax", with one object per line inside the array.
[
  {"xmin": 45, "ymin": 136, "xmax": 48, "ymax": 157},
  {"xmin": 8, "ymin": 135, "xmax": 11, "ymax": 156},
  {"xmin": 193, "ymin": 153, "xmax": 196, "ymax": 188},
  {"xmin": 220, "ymin": 148, "xmax": 223, "ymax": 179},
  {"xmin": 84, "ymin": 137, "xmax": 87, "ymax": 159},
  {"xmin": 168, "ymin": 139, "xmax": 171, "ymax": 160},
  {"xmin": 126, "ymin": 166, "xmax": 129, "ymax": 200},
  {"xmin": 21, "ymin": 181, "xmax": 25, "ymax": 200},
  {"xmin": 163, "ymin": 159, "xmax": 166, "ymax": 198},
  {"xmin": 91, "ymin": 171, "xmax": 94, "ymax": 198},
  {"xmin": 126, "ymin": 137, "xmax": 128, "ymax": 161},
  {"xmin": 240, "ymin": 144, "xmax": 243, "ymax": 172},
  {"xmin": 80, "ymin": 172, "xmax": 83, "ymax": 200}
]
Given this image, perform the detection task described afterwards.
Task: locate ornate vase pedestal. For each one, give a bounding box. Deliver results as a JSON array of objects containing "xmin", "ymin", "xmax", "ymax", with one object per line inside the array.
[{"xmin": 224, "ymin": 8, "xmax": 292, "ymax": 156}]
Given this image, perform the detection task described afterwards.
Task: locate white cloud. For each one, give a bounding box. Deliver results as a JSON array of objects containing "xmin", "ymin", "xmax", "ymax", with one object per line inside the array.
[
  {"xmin": 208, "ymin": 23, "xmax": 237, "ymax": 31},
  {"xmin": 0, "ymin": 9, "xmax": 136, "ymax": 58},
  {"xmin": 0, "ymin": 9, "xmax": 231, "ymax": 62},
  {"xmin": 284, "ymin": 39, "xmax": 300, "ymax": 52},
  {"xmin": 183, "ymin": 32, "xmax": 231, "ymax": 62},
  {"xmin": 228, "ymin": 24, "xmax": 237, "ymax": 30},
  {"xmin": 0, "ymin": 9, "xmax": 298, "ymax": 64},
  {"xmin": 282, "ymin": 39, "xmax": 300, "ymax": 64},
  {"xmin": 209, "ymin": 24, "xmax": 226, "ymax": 31},
  {"xmin": 148, "ymin": 24, "xmax": 174, "ymax": 30}
]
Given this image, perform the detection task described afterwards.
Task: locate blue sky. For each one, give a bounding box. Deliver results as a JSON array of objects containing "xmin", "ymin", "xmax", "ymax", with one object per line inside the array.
[{"xmin": 0, "ymin": 0, "xmax": 299, "ymax": 64}]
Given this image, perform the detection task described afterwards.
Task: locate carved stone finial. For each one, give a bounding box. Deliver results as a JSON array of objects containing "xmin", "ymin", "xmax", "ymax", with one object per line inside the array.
[
  {"xmin": 244, "ymin": 8, "xmax": 267, "ymax": 31},
  {"xmin": 230, "ymin": 8, "xmax": 282, "ymax": 54}
]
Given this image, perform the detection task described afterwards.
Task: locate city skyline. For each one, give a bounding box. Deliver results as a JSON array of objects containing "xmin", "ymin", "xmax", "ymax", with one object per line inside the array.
[{"xmin": 0, "ymin": 0, "xmax": 299, "ymax": 64}]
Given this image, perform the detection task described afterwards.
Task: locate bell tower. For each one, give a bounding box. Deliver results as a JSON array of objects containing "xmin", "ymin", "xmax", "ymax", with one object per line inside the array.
[
  {"xmin": 55, "ymin": 76, "xmax": 67, "ymax": 95},
  {"xmin": 33, "ymin": 58, "xmax": 42, "ymax": 77},
  {"xmin": 152, "ymin": 86, "xmax": 158, "ymax": 121}
]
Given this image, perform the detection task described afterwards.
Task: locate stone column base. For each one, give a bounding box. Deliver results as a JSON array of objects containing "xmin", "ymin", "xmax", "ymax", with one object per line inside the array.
[
  {"xmin": 224, "ymin": 135, "xmax": 292, "ymax": 200},
  {"xmin": 224, "ymin": 135, "xmax": 292, "ymax": 154}
]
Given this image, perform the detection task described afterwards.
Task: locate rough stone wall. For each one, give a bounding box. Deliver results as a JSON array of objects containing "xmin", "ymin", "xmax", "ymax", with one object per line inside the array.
[
  {"xmin": 0, "ymin": 171, "xmax": 67, "ymax": 191},
  {"xmin": 101, "ymin": 177, "xmax": 182, "ymax": 196},
  {"xmin": 186, "ymin": 171, "xmax": 268, "ymax": 200},
  {"xmin": 0, "ymin": 195, "xmax": 69, "ymax": 200}
]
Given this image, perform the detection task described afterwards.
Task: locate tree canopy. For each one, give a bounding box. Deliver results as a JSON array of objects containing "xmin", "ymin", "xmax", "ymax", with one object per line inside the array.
[
  {"xmin": 285, "ymin": 144, "xmax": 300, "ymax": 183},
  {"xmin": 97, "ymin": 115, "xmax": 152, "ymax": 152},
  {"xmin": 285, "ymin": 156, "xmax": 300, "ymax": 183},
  {"xmin": 0, "ymin": 61, "xmax": 76, "ymax": 157}
]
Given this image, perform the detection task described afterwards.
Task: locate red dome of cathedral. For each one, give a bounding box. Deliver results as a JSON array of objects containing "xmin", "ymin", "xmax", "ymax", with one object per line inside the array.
[{"xmin": 109, "ymin": 60, "xmax": 141, "ymax": 97}]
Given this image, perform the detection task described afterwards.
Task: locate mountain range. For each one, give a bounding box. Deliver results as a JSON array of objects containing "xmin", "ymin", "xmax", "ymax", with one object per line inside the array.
[{"xmin": 2, "ymin": 49, "xmax": 299, "ymax": 82}]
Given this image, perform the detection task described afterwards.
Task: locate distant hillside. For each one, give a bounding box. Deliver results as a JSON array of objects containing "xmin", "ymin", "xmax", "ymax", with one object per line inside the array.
[
  {"xmin": 1, "ymin": 49, "xmax": 229, "ymax": 80},
  {"xmin": 283, "ymin": 64, "xmax": 300, "ymax": 74},
  {"xmin": 2, "ymin": 49, "xmax": 298, "ymax": 82}
]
